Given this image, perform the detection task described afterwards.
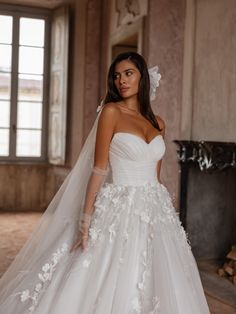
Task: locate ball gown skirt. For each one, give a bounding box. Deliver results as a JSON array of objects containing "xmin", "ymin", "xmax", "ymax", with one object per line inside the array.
[{"xmin": 0, "ymin": 132, "xmax": 210, "ymax": 314}]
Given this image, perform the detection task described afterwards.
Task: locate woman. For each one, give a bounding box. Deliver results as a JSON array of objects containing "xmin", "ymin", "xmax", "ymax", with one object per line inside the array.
[{"xmin": 0, "ymin": 52, "xmax": 210, "ymax": 313}]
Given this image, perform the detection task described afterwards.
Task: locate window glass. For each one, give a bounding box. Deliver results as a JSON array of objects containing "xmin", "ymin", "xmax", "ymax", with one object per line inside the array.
[
  {"xmin": 0, "ymin": 73, "xmax": 11, "ymax": 99},
  {"xmin": 17, "ymin": 101, "xmax": 42, "ymax": 129},
  {"xmin": 0, "ymin": 10, "xmax": 49, "ymax": 160},
  {"xmin": 16, "ymin": 129, "xmax": 41, "ymax": 157},
  {"xmin": 0, "ymin": 44, "xmax": 12, "ymax": 71},
  {"xmin": 0, "ymin": 15, "xmax": 13, "ymax": 44},
  {"xmin": 20, "ymin": 18, "xmax": 45, "ymax": 47},
  {"xmin": 0, "ymin": 128, "xmax": 9, "ymax": 156},
  {"xmin": 18, "ymin": 74, "xmax": 43, "ymax": 101},
  {"xmin": 0, "ymin": 100, "xmax": 10, "ymax": 127},
  {"xmin": 19, "ymin": 46, "xmax": 44, "ymax": 75}
]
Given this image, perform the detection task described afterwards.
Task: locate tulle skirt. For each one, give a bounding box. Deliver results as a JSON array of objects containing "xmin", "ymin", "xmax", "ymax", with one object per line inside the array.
[{"xmin": 0, "ymin": 182, "xmax": 210, "ymax": 314}]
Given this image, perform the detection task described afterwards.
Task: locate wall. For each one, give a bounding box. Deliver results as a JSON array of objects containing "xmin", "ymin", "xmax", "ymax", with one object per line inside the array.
[
  {"xmin": 147, "ymin": 0, "xmax": 186, "ymax": 206},
  {"xmin": 181, "ymin": 0, "xmax": 236, "ymax": 141},
  {"xmin": 66, "ymin": 0, "xmax": 106, "ymax": 166},
  {"xmin": 0, "ymin": 164, "xmax": 67, "ymax": 211},
  {"xmin": 193, "ymin": 0, "xmax": 236, "ymax": 141}
]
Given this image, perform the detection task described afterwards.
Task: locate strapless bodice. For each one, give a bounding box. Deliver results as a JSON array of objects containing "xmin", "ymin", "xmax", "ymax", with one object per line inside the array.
[{"xmin": 109, "ymin": 132, "xmax": 166, "ymax": 186}]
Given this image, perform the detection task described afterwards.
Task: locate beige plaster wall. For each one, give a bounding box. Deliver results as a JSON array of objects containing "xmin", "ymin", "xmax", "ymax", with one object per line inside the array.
[
  {"xmin": 83, "ymin": 0, "xmax": 103, "ymax": 139},
  {"xmin": 147, "ymin": 0, "xmax": 186, "ymax": 206},
  {"xmin": 67, "ymin": 0, "xmax": 106, "ymax": 165},
  {"xmin": 192, "ymin": 0, "xmax": 236, "ymax": 141},
  {"xmin": 66, "ymin": 0, "xmax": 88, "ymax": 167},
  {"xmin": 181, "ymin": 0, "xmax": 236, "ymax": 142}
]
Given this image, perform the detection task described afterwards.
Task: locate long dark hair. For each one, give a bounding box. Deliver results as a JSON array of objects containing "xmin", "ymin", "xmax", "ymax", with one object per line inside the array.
[{"xmin": 104, "ymin": 52, "xmax": 161, "ymax": 131}]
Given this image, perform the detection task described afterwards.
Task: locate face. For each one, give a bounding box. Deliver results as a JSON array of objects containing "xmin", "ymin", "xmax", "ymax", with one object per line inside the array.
[{"xmin": 114, "ymin": 60, "xmax": 141, "ymax": 99}]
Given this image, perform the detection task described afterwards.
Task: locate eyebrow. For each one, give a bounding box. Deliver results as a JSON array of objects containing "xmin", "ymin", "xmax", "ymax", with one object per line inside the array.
[{"xmin": 114, "ymin": 68, "xmax": 136, "ymax": 74}]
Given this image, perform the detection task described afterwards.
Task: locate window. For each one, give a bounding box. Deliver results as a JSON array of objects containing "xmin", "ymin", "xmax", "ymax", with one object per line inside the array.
[{"xmin": 0, "ymin": 6, "xmax": 50, "ymax": 161}]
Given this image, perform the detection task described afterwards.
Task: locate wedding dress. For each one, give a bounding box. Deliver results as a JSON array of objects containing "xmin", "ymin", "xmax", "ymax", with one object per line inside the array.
[{"xmin": 0, "ymin": 127, "xmax": 210, "ymax": 313}]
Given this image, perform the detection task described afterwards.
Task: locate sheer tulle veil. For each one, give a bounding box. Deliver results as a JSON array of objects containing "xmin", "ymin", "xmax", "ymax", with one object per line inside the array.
[
  {"xmin": 0, "ymin": 66, "xmax": 161, "ymax": 305},
  {"xmin": 0, "ymin": 110, "xmax": 105, "ymax": 304}
]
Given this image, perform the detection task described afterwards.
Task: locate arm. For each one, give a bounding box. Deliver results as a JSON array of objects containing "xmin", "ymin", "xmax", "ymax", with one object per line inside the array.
[
  {"xmin": 156, "ymin": 115, "xmax": 165, "ymax": 184},
  {"xmin": 70, "ymin": 104, "xmax": 118, "ymax": 252}
]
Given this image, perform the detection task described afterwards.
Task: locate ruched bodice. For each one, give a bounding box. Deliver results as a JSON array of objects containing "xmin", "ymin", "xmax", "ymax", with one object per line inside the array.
[{"xmin": 109, "ymin": 132, "xmax": 166, "ymax": 186}]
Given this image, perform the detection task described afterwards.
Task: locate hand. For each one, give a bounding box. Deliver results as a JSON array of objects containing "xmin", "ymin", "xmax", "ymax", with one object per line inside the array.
[
  {"xmin": 70, "ymin": 229, "xmax": 89, "ymax": 253},
  {"xmin": 70, "ymin": 212, "xmax": 91, "ymax": 253}
]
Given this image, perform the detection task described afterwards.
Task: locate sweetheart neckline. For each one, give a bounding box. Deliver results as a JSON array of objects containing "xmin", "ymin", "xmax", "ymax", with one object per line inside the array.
[{"xmin": 112, "ymin": 132, "xmax": 163, "ymax": 145}]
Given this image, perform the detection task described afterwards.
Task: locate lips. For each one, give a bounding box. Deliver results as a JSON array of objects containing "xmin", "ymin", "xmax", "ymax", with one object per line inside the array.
[{"xmin": 119, "ymin": 87, "xmax": 129, "ymax": 93}]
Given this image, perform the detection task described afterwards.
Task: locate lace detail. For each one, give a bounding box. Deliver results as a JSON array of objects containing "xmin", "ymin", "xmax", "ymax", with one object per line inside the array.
[
  {"xmin": 148, "ymin": 296, "xmax": 161, "ymax": 314},
  {"xmin": 131, "ymin": 295, "xmax": 160, "ymax": 314},
  {"xmin": 88, "ymin": 181, "xmax": 193, "ymax": 313},
  {"xmin": 90, "ymin": 182, "xmax": 192, "ymax": 251},
  {"xmin": 16, "ymin": 243, "xmax": 68, "ymax": 313},
  {"xmin": 132, "ymin": 216, "xmax": 161, "ymax": 314},
  {"xmin": 131, "ymin": 296, "xmax": 142, "ymax": 313}
]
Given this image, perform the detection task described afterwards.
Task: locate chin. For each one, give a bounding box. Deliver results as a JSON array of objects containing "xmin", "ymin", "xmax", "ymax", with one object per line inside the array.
[{"xmin": 120, "ymin": 91, "xmax": 137, "ymax": 99}]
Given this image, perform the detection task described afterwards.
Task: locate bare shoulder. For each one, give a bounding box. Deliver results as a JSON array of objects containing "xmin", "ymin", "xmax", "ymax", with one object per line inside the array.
[
  {"xmin": 155, "ymin": 115, "xmax": 165, "ymax": 135},
  {"xmin": 100, "ymin": 102, "xmax": 120, "ymax": 119},
  {"xmin": 97, "ymin": 102, "xmax": 120, "ymax": 130}
]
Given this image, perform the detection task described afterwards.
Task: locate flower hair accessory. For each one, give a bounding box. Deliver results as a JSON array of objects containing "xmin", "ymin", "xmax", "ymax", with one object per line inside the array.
[{"xmin": 148, "ymin": 66, "xmax": 161, "ymax": 101}]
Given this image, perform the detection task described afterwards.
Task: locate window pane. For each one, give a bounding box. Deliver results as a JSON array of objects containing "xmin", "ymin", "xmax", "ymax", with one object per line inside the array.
[
  {"xmin": 0, "ymin": 128, "xmax": 9, "ymax": 156},
  {"xmin": 19, "ymin": 46, "xmax": 44, "ymax": 75},
  {"xmin": 0, "ymin": 44, "xmax": 12, "ymax": 72},
  {"xmin": 18, "ymin": 74, "xmax": 43, "ymax": 101},
  {"xmin": 17, "ymin": 101, "xmax": 42, "ymax": 128},
  {"xmin": 20, "ymin": 18, "xmax": 45, "ymax": 47},
  {"xmin": 0, "ymin": 15, "xmax": 13, "ymax": 44},
  {"xmin": 0, "ymin": 73, "xmax": 11, "ymax": 100},
  {"xmin": 16, "ymin": 129, "xmax": 41, "ymax": 157},
  {"xmin": 0, "ymin": 101, "xmax": 10, "ymax": 127}
]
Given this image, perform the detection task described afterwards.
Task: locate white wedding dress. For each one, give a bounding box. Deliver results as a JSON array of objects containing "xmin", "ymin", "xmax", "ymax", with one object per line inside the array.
[{"xmin": 0, "ymin": 132, "xmax": 210, "ymax": 314}]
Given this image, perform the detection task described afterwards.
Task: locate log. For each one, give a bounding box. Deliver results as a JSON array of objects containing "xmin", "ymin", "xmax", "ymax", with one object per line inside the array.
[
  {"xmin": 227, "ymin": 249, "xmax": 236, "ymax": 261},
  {"xmin": 224, "ymin": 265, "xmax": 234, "ymax": 276},
  {"xmin": 217, "ymin": 245, "xmax": 236, "ymax": 285},
  {"xmin": 218, "ymin": 268, "xmax": 226, "ymax": 277}
]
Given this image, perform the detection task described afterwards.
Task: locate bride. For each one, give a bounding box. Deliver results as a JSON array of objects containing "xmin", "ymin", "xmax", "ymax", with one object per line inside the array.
[{"xmin": 0, "ymin": 52, "xmax": 210, "ymax": 313}]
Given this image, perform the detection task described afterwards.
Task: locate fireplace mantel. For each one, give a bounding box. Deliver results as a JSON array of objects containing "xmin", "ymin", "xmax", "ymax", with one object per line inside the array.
[{"xmin": 174, "ymin": 140, "xmax": 236, "ymax": 172}]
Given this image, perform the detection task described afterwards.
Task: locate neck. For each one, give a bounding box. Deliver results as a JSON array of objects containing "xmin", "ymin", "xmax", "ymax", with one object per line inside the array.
[{"xmin": 122, "ymin": 95, "xmax": 140, "ymax": 111}]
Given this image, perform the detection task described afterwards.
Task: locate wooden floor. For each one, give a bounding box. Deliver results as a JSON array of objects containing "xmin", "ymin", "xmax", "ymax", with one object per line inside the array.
[{"xmin": 0, "ymin": 212, "xmax": 236, "ymax": 313}]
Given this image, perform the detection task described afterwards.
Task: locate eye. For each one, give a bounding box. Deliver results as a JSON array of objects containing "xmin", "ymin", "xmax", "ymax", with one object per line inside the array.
[
  {"xmin": 126, "ymin": 70, "xmax": 133, "ymax": 76},
  {"xmin": 113, "ymin": 73, "xmax": 119, "ymax": 80}
]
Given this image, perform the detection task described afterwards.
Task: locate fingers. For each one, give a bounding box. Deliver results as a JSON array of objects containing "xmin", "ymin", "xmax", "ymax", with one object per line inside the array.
[
  {"xmin": 70, "ymin": 238, "xmax": 81, "ymax": 253},
  {"xmin": 82, "ymin": 237, "xmax": 88, "ymax": 251},
  {"xmin": 70, "ymin": 234, "xmax": 89, "ymax": 253}
]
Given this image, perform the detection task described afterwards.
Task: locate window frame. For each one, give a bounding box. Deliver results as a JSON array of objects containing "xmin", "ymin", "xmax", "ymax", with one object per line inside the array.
[{"xmin": 0, "ymin": 4, "xmax": 51, "ymax": 163}]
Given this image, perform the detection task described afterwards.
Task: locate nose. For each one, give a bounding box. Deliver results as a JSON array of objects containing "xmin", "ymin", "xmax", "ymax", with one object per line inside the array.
[{"xmin": 119, "ymin": 75, "xmax": 126, "ymax": 85}]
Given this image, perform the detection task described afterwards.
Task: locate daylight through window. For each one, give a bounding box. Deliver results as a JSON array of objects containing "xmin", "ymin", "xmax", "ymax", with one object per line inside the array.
[{"xmin": 0, "ymin": 9, "xmax": 49, "ymax": 160}]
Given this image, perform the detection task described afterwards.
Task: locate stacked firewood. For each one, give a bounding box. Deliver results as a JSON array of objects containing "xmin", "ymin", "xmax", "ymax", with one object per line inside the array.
[{"xmin": 217, "ymin": 245, "xmax": 236, "ymax": 286}]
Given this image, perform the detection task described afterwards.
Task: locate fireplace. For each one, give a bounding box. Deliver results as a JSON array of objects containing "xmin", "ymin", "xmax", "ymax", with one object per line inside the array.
[{"xmin": 174, "ymin": 140, "xmax": 236, "ymax": 260}]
